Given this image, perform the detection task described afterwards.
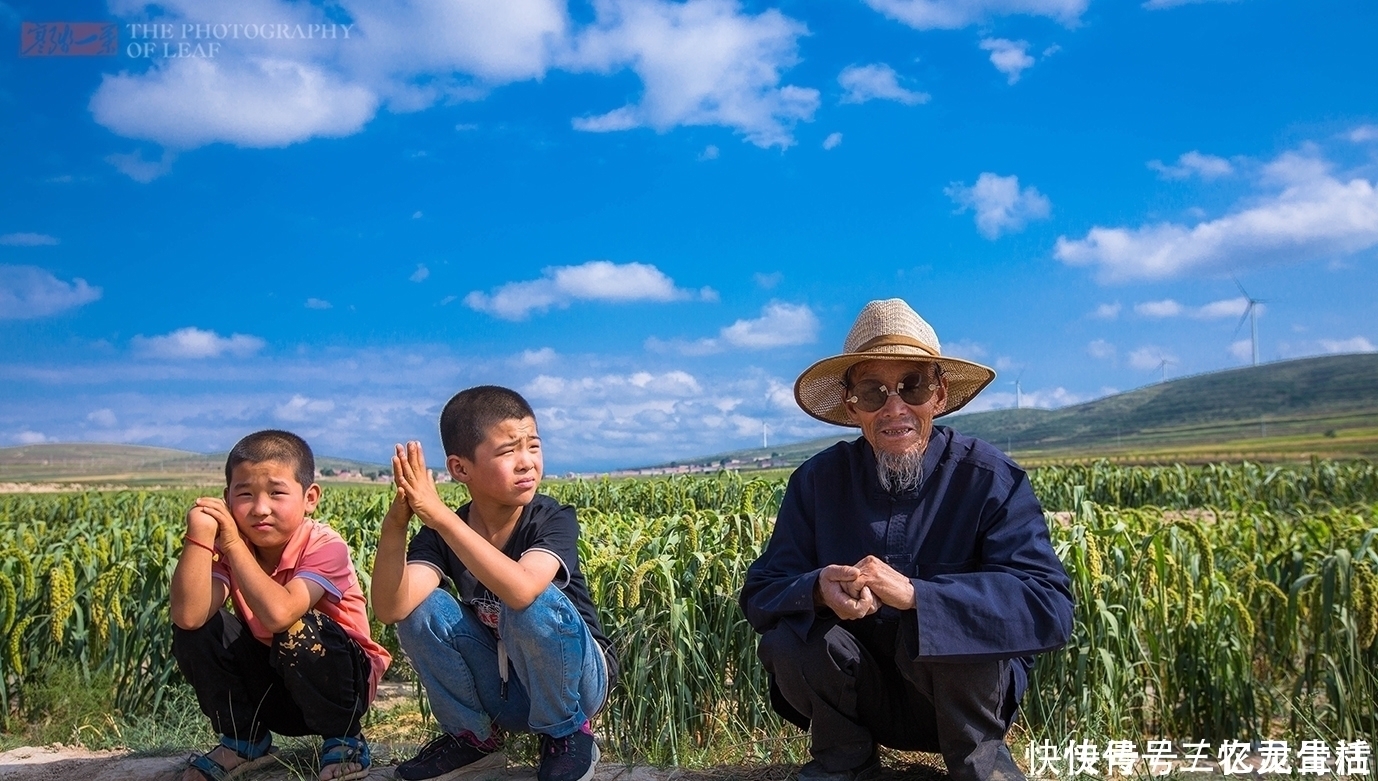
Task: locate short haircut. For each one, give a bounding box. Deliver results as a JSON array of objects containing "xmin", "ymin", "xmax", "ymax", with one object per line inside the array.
[
  {"xmin": 224, "ymin": 429, "xmax": 315, "ymax": 489},
  {"xmin": 440, "ymin": 386, "xmax": 536, "ymax": 460}
]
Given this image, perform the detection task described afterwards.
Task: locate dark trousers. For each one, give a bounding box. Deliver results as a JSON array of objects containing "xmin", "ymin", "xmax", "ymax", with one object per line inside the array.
[
  {"xmin": 173, "ymin": 608, "xmax": 370, "ymax": 743},
  {"xmin": 759, "ymin": 619, "xmax": 1023, "ymax": 781}
]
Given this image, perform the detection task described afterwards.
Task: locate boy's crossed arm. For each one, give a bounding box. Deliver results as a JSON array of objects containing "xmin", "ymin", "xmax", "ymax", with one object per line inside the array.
[
  {"xmin": 380, "ymin": 442, "xmax": 560, "ymax": 617},
  {"xmin": 169, "ymin": 498, "xmax": 324, "ymax": 634}
]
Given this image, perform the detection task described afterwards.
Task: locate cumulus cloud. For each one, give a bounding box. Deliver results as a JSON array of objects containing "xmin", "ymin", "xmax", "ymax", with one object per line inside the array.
[
  {"xmin": 946, "ymin": 173, "xmax": 1052, "ymax": 239},
  {"xmin": 410, "ymin": 264, "xmax": 430, "ymax": 282},
  {"xmin": 0, "ymin": 233, "xmax": 59, "ymax": 246},
  {"xmin": 961, "ymin": 385, "xmax": 1091, "ymax": 413},
  {"xmin": 823, "ymin": 132, "xmax": 843, "ymax": 150},
  {"xmin": 1087, "ymin": 339, "xmax": 1116, "ymax": 361},
  {"xmin": 1090, "ymin": 302, "xmax": 1121, "ymax": 320},
  {"xmin": 519, "ymin": 347, "xmax": 558, "ymax": 366},
  {"xmin": 1319, "ymin": 336, "xmax": 1376, "ymax": 353},
  {"xmin": 1148, "ymin": 151, "xmax": 1234, "ymax": 180},
  {"xmin": 646, "ymin": 302, "xmax": 818, "ymax": 354},
  {"xmin": 567, "ymin": 0, "xmax": 819, "ymax": 149},
  {"xmin": 837, "ymin": 63, "xmax": 929, "ymax": 105},
  {"xmin": 13, "ymin": 431, "xmax": 51, "ymax": 445},
  {"xmin": 1134, "ymin": 299, "xmax": 1184, "ymax": 318},
  {"xmin": 1142, "ymin": 0, "xmax": 1238, "ymax": 9},
  {"xmin": 720, "ymin": 302, "xmax": 819, "ymax": 349},
  {"xmin": 0, "ymin": 265, "xmax": 102, "ymax": 320},
  {"xmin": 1128, "ymin": 346, "xmax": 1176, "ymax": 371},
  {"xmin": 305, "ymin": 298, "xmax": 332, "ymax": 309},
  {"xmin": 1349, "ymin": 125, "xmax": 1378, "ymax": 143},
  {"xmin": 943, "ymin": 339, "xmax": 987, "ymax": 360},
  {"xmin": 1229, "ymin": 339, "xmax": 1253, "ymax": 362},
  {"xmin": 88, "ymin": 408, "xmax": 119, "ymax": 427},
  {"xmin": 465, "ymin": 260, "xmax": 710, "ymax": 320},
  {"xmin": 275, "ymin": 394, "xmax": 336, "ymax": 422},
  {"xmin": 979, "ymin": 39, "xmax": 1034, "ymax": 84},
  {"xmin": 1056, "ymin": 148, "xmax": 1378, "ymax": 282},
  {"xmin": 106, "ymin": 148, "xmax": 178, "ymax": 183},
  {"xmin": 90, "ymin": 0, "xmax": 814, "ymax": 155},
  {"xmin": 862, "ymin": 0, "xmax": 1086, "ymax": 29},
  {"xmin": 132, "ymin": 327, "xmax": 266, "ymax": 359},
  {"xmin": 698, "ymin": 144, "xmax": 720, "ymax": 161}
]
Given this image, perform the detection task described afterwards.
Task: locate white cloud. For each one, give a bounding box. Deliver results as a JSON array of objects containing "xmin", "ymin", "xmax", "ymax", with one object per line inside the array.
[
  {"xmin": 979, "ymin": 38, "xmax": 1034, "ymax": 84},
  {"xmin": 305, "ymin": 297, "xmax": 332, "ymax": 309},
  {"xmin": 275, "ymin": 394, "xmax": 336, "ymax": 422},
  {"xmin": 1319, "ymin": 336, "xmax": 1376, "ymax": 354},
  {"xmin": 91, "ymin": 57, "xmax": 377, "ymax": 149},
  {"xmin": 719, "ymin": 302, "xmax": 819, "ymax": 349},
  {"xmin": 698, "ymin": 144, "xmax": 720, "ymax": 161},
  {"xmin": 410, "ymin": 264, "xmax": 430, "ymax": 282},
  {"xmin": 1090, "ymin": 302, "xmax": 1121, "ymax": 320},
  {"xmin": 1057, "ymin": 148, "xmax": 1378, "ymax": 282},
  {"xmin": 644, "ymin": 336, "xmax": 723, "ymax": 356},
  {"xmin": 412, "ymin": 211, "xmax": 424, "ymax": 219},
  {"xmin": 754, "ymin": 271, "xmax": 782, "ymax": 289},
  {"xmin": 567, "ymin": 0, "xmax": 819, "ymax": 149},
  {"xmin": 465, "ymin": 260, "xmax": 707, "ymax": 320},
  {"xmin": 1349, "ymin": 125, "xmax": 1378, "ymax": 143},
  {"xmin": 519, "ymin": 347, "xmax": 558, "ymax": 366},
  {"xmin": 14, "ymin": 431, "xmax": 51, "ymax": 445},
  {"xmin": 1134, "ymin": 299, "xmax": 1183, "ymax": 318},
  {"xmin": 944, "ymin": 339, "xmax": 987, "ymax": 359},
  {"xmin": 961, "ymin": 385, "xmax": 1091, "ymax": 413},
  {"xmin": 0, "ymin": 233, "xmax": 59, "ymax": 246},
  {"xmin": 132, "ymin": 327, "xmax": 266, "ymax": 359},
  {"xmin": 106, "ymin": 148, "xmax": 178, "ymax": 183},
  {"xmin": 0, "ymin": 265, "xmax": 102, "ymax": 320},
  {"xmin": 88, "ymin": 408, "xmax": 118, "ymax": 427},
  {"xmin": 1128, "ymin": 346, "xmax": 1176, "ymax": 371},
  {"xmin": 863, "ymin": 0, "xmax": 1086, "ymax": 29},
  {"xmin": 1194, "ymin": 296, "xmax": 1249, "ymax": 319},
  {"xmin": 837, "ymin": 63, "xmax": 929, "ymax": 105},
  {"xmin": 946, "ymin": 172, "xmax": 1052, "ymax": 239},
  {"xmin": 1229, "ymin": 339, "xmax": 1253, "ymax": 361},
  {"xmin": 823, "ymin": 132, "xmax": 843, "ymax": 150},
  {"xmin": 1147, "ymin": 150, "xmax": 1234, "ymax": 180},
  {"xmin": 1087, "ymin": 339, "xmax": 1116, "ymax": 361},
  {"xmin": 1143, "ymin": 0, "xmax": 1239, "ymax": 8}
]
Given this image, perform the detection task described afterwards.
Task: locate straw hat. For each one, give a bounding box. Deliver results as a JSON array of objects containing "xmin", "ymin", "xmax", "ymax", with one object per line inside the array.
[{"xmin": 794, "ymin": 299, "xmax": 996, "ymax": 426}]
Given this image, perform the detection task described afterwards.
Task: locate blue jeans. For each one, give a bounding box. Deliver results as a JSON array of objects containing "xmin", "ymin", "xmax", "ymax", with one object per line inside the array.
[{"xmin": 396, "ymin": 585, "xmax": 608, "ymax": 741}]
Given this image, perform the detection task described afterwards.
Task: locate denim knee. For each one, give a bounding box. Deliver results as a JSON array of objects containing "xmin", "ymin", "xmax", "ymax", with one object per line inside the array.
[
  {"xmin": 396, "ymin": 589, "xmax": 471, "ymax": 651},
  {"xmin": 499, "ymin": 584, "xmax": 582, "ymax": 643}
]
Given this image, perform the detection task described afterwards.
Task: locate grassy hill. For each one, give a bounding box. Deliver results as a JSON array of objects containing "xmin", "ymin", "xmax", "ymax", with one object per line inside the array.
[
  {"xmin": 649, "ymin": 353, "xmax": 1378, "ymax": 471},
  {"xmin": 0, "ymin": 443, "xmax": 387, "ymax": 486}
]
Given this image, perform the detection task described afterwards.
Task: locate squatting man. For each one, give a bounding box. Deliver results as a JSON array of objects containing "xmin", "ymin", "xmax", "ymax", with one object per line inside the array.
[{"xmin": 740, "ymin": 298, "xmax": 1074, "ymax": 781}]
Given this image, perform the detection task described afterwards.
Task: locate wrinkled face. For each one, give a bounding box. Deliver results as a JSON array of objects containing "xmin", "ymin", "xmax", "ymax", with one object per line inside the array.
[
  {"xmin": 843, "ymin": 359, "xmax": 948, "ymax": 457},
  {"xmin": 225, "ymin": 460, "xmax": 319, "ymax": 551},
  {"xmin": 451, "ymin": 416, "xmax": 543, "ymax": 506}
]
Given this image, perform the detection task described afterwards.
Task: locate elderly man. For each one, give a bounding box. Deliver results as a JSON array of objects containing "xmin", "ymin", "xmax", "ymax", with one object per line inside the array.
[{"xmin": 739, "ymin": 299, "xmax": 1073, "ymax": 781}]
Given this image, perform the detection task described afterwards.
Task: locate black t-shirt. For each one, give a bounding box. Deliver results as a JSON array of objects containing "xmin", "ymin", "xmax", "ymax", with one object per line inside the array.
[{"xmin": 406, "ymin": 493, "xmax": 618, "ymax": 688}]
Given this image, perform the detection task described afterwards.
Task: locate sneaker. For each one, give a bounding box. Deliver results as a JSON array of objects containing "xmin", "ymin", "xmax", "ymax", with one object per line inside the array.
[
  {"xmin": 796, "ymin": 751, "xmax": 882, "ymax": 781},
  {"xmin": 536, "ymin": 722, "xmax": 600, "ymax": 781},
  {"xmin": 394, "ymin": 731, "xmax": 506, "ymax": 781}
]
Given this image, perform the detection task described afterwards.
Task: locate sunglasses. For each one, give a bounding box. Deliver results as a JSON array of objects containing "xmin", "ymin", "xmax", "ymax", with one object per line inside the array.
[{"xmin": 844, "ymin": 371, "xmax": 940, "ymax": 412}]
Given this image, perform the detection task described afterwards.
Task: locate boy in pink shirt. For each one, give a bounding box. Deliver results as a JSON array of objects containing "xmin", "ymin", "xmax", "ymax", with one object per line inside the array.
[{"xmin": 170, "ymin": 430, "xmax": 391, "ymax": 781}]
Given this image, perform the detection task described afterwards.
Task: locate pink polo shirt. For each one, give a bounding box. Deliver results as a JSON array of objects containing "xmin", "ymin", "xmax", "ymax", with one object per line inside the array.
[{"xmin": 211, "ymin": 520, "xmax": 391, "ymax": 701}]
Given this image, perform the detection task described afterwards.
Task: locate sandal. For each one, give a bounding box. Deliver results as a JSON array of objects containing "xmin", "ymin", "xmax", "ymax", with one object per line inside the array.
[
  {"xmin": 187, "ymin": 733, "xmax": 278, "ymax": 781},
  {"xmin": 319, "ymin": 734, "xmax": 372, "ymax": 781}
]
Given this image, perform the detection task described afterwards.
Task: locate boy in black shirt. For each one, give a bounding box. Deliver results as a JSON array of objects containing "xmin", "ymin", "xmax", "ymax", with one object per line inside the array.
[{"xmin": 372, "ymin": 386, "xmax": 615, "ymax": 781}]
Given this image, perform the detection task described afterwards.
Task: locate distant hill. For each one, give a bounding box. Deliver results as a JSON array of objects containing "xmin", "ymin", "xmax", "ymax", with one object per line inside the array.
[
  {"xmin": 641, "ymin": 353, "xmax": 1378, "ymax": 472},
  {"xmin": 0, "ymin": 443, "xmax": 387, "ymax": 486}
]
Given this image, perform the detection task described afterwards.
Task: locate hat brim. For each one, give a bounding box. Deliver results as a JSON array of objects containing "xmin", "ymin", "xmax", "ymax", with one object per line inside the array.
[{"xmin": 793, "ymin": 350, "xmax": 996, "ymax": 427}]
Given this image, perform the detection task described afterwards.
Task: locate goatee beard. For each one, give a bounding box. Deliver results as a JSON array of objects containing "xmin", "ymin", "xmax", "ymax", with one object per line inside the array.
[{"xmin": 876, "ymin": 446, "xmax": 925, "ymax": 494}]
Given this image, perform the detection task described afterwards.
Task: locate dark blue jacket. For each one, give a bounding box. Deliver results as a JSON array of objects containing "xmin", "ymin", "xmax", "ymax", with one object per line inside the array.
[{"xmin": 740, "ymin": 426, "xmax": 1073, "ymax": 704}]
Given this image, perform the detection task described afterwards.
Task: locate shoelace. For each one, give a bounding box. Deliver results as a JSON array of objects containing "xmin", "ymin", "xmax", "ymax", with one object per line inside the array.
[
  {"xmin": 545, "ymin": 735, "xmax": 571, "ymax": 756},
  {"xmin": 417, "ymin": 734, "xmax": 458, "ymax": 759}
]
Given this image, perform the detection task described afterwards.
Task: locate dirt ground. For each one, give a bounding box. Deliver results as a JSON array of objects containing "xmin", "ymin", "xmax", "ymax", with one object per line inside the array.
[{"xmin": 0, "ymin": 745, "xmax": 954, "ymax": 781}]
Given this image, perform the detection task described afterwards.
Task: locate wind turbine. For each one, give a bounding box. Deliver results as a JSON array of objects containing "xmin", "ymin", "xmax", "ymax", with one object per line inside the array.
[
  {"xmin": 1010, "ymin": 369, "xmax": 1025, "ymax": 410},
  {"xmin": 1156, "ymin": 358, "xmax": 1176, "ymax": 384},
  {"xmin": 1232, "ymin": 277, "xmax": 1266, "ymax": 367}
]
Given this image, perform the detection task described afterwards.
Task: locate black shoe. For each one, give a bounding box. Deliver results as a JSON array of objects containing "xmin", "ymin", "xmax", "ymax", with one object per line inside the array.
[
  {"xmin": 537, "ymin": 723, "xmax": 600, "ymax": 781},
  {"xmin": 394, "ymin": 731, "xmax": 506, "ymax": 781},
  {"xmin": 796, "ymin": 751, "xmax": 882, "ymax": 781}
]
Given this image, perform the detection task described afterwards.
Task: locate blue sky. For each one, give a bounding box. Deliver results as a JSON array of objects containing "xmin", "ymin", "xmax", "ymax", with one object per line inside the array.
[{"xmin": 2, "ymin": 0, "xmax": 1376, "ymax": 473}]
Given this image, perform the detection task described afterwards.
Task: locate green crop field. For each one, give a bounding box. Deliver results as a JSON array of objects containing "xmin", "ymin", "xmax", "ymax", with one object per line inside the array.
[{"xmin": 1, "ymin": 462, "xmax": 1375, "ymax": 766}]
